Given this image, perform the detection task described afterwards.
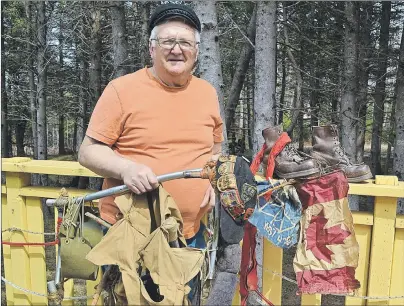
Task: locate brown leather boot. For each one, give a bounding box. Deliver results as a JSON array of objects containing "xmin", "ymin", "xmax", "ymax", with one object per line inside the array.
[
  {"xmin": 310, "ymin": 125, "xmax": 373, "ymax": 182},
  {"xmin": 261, "ymin": 125, "xmax": 320, "ymax": 179}
]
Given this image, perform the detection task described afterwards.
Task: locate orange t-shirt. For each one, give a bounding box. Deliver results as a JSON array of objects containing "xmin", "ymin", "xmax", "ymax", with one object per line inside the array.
[{"xmin": 86, "ymin": 68, "xmax": 224, "ymax": 238}]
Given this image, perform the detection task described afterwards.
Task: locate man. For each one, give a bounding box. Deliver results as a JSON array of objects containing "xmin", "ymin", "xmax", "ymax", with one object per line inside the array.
[{"xmin": 78, "ymin": 3, "xmax": 223, "ymax": 248}]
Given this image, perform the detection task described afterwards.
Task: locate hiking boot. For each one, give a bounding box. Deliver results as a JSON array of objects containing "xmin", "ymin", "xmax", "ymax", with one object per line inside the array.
[
  {"xmin": 310, "ymin": 125, "xmax": 373, "ymax": 182},
  {"xmin": 262, "ymin": 125, "xmax": 320, "ymax": 179}
]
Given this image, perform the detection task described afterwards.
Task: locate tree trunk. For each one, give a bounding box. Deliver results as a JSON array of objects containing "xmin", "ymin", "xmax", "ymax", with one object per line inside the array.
[
  {"xmin": 58, "ymin": 23, "xmax": 66, "ymax": 155},
  {"xmin": 356, "ymin": 2, "xmax": 373, "ymax": 163},
  {"xmin": 371, "ymin": 1, "xmax": 391, "ymax": 175},
  {"xmin": 111, "ymin": 1, "xmax": 129, "ymax": 78},
  {"xmin": 36, "ymin": 1, "xmax": 48, "ymax": 186},
  {"xmin": 89, "ymin": 2, "xmax": 103, "ymax": 190},
  {"xmin": 77, "ymin": 58, "xmax": 88, "ymax": 149},
  {"xmin": 25, "ymin": 2, "xmax": 38, "ymax": 159},
  {"xmin": 1, "ymin": 74, "xmax": 9, "ymax": 157},
  {"xmin": 15, "ymin": 120, "xmax": 26, "ymax": 156},
  {"xmin": 283, "ymin": 3, "xmax": 302, "ymax": 135},
  {"xmin": 310, "ymin": 69, "xmax": 320, "ymax": 128},
  {"xmin": 75, "ymin": 13, "xmax": 89, "ymax": 151},
  {"xmin": 254, "ymin": 1, "xmax": 277, "ymax": 152},
  {"xmin": 278, "ymin": 45, "xmax": 287, "ymax": 125},
  {"xmin": 193, "ymin": 1, "xmax": 228, "ymax": 152},
  {"xmin": 59, "ymin": 115, "xmax": 65, "ymax": 155},
  {"xmin": 89, "ymin": 2, "xmax": 102, "ymax": 109},
  {"xmin": 247, "ymin": 72, "xmax": 253, "ymax": 153},
  {"xmin": 393, "ymin": 25, "xmax": 404, "ymax": 214},
  {"xmin": 385, "ymin": 98, "xmax": 395, "ymax": 174},
  {"xmin": 72, "ymin": 121, "xmax": 77, "ymax": 154},
  {"xmin": 340, "ymin": 2, "xmax": 359, "ymax": 163},
  {"xmin": 1, "ymin": 2, "xmax": 10, "ymax": 158},
  {"xmin": 225, "ymin": 4, "xmax": 257, "ymax": 131},
  {"xmin": 332, "ymin": 2, "xmax": 345, "ymax": 126},
  {"xmin": 139, "ymin": 2, "xmax": 150, "ymax": 69}
]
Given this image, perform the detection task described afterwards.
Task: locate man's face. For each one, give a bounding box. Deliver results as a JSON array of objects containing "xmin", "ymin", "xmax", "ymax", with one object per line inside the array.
[{"xmin": 150, "ymin": 21, "xmax": 198, "ymax": 77}]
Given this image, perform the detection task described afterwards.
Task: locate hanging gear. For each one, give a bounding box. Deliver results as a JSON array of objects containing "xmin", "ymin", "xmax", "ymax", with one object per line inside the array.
[
  {"xmin": 293, "ymin": 170, "xmax": 361, "ymax": 294},
  {"xmin": 85, "ymin": 187, "xmax": 205, "ymax": 306},
  {"xmin": 239, "ymin": 131, "xmax": 295, "ymax": 306},
  {"xmin": 248, "ymin": 178, "xmax": 302, "ymax": 249},
  {"xmin": 310, "ymin": 125, "xmax": 373, "ymax": 182},
  {"xmin": 58, "ymin": 195, "xmax": 103, "ymax": 281}
]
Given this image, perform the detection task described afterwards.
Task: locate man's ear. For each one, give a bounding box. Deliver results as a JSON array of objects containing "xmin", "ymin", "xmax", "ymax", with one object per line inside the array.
[{"xmin": 149, "ymin": 41, "xmax": 154, "ymax": 57}]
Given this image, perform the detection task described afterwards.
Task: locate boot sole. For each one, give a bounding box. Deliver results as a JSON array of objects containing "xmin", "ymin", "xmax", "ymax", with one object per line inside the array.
[
  {"xmin": 347, "ymin": 172, "xmax": 373, "ymax": 183},
  {"xmin": 311, "ymin": 152, "xmax": 373, "ymax": 183},
  {"xmin": 275, "ymin": 168, "xmax": 320, "ymax": 179}
]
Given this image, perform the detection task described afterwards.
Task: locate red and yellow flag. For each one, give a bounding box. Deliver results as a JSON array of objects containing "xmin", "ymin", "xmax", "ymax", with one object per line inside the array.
[{"xmin": 293, "ymin": 170, "xmax": 360, "ymax": 295}]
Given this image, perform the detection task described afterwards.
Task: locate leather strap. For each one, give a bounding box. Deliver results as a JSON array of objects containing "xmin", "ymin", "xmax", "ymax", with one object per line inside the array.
[{"xmin": 147, "ymin": 191, "xmax": 158, "ymax": 233}]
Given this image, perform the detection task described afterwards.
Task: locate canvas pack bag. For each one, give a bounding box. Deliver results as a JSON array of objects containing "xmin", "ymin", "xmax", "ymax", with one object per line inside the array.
[
  {"xmin": 86, "ymin": 186, "xmax": 205, "ymax": 305},
  {"xmin": 58, "ymin": 196, "xmax": 103, "ymax": 281}
]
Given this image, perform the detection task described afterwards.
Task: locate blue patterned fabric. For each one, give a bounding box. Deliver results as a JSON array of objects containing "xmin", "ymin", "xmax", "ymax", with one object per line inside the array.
[{"xmin": 248, "ymin": 179, "xmax": 302, "ymax": 249}]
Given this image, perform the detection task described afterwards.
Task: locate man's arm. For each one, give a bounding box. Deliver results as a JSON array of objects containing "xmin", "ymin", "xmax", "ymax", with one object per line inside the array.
[{"xmin": 78, "ymin": 136, "xmax": 158, "ymax": 194}]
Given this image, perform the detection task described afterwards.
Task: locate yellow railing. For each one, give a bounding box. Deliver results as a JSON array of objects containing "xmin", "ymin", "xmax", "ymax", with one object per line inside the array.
[{"xmin": 1, "ymin": 157, "xmax": 404, "ymax": 306}]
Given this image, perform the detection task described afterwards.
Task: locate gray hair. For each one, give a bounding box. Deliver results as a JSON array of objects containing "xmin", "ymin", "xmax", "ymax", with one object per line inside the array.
[{"xmin": 149, "ymin": 18, "xmax": 201, "ymax": 46}]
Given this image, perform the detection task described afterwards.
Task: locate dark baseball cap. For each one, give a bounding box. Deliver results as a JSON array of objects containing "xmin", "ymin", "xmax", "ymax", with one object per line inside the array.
[{"xmin": 148, "ymin": 3, "xmax": 201, "ymax": 35}]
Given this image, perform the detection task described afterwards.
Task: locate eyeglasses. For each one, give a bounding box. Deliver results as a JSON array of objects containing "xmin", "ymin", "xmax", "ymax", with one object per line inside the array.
[{"xmin": 151, "ymin": 37, "xmax": 199, "ymax": 51}]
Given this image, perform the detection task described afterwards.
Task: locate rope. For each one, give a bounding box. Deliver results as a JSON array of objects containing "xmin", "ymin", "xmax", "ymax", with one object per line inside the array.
[
  {"xmin": 259, "ymin": 266, "xmax": 404, "ymax": 300},
  {"xmin": 2, "ymin": 220, "xmax": 62, "ymax": 247},
  {"xmin": 2, "ymin": 240, "xmax": 59, "ymax": 247},
  {"xmin": 1, "ymin": 276, "xmax": 93, "ymax": 300},
  {"xmin": 2, "ymin": 227, "xmax": 57, "ymax": 235},
  {"xmin": 2, "ymin": 269, "xmax": 404, "ymax": 301}
]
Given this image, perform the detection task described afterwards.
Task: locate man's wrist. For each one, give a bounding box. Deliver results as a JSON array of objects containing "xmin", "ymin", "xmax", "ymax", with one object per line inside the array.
[{"xmin": 210, "ymin": 153, "xmax": 220, "ymax": 162}]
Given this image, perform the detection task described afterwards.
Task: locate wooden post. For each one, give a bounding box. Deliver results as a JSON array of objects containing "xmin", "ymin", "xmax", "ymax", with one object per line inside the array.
[
  {"xmin": 5, "ymin": 157, "xmax": 33, "ymax": 305},
  {"xmin": 301, "ymin": 293, "xmax": 321, "ymax": 306},
  {"xmin": 262, "ymin": 240, "xmax": 282, "ymax": 305},
  {"xmin": 26, "ymin": 197, "xmax": 47, "ymax": 305},
  {"xmin": 2, "ymin": 191, "xmax": 14, "ymax": 306},
  {"xmin": 366, "ymin": 176, "xmax": 398, "ymax": 306},
  {"xmin": 345, "ymin": 224, "xmax": 372, "ymax": 306},
  {"xmin": 232, "ymin": 281, "xmax": 241, "ymax": 305},
  {"xmin": 389, "ymin": 216, "xmax": 404, "ymax": 306},
  {"xmin": 87, "ymin": 269, "xmax": 103, "ymax": 305},
  {"xmin": 54, "ymin": 208, "xmax": 74, "ymax": 306}
]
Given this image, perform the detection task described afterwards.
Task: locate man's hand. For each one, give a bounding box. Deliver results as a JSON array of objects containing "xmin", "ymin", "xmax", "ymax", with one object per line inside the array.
[
  {"xmin": 200, "ymin": 184, "xmax": 216, "ymax": 212},
  {"xmin": 121, "ymin": 162, "xmax": 159, "ymax": 195}
]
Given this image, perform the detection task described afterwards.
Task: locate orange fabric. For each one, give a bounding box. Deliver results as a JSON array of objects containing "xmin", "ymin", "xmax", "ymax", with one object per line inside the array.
[{"xmin": 86, "ymin": 67, "xmax": 224, "ymax": 238}]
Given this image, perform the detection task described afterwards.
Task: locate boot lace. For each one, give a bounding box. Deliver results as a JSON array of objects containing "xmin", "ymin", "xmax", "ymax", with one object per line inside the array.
[
  {"xmin": 334, "ymin": 146, "xmax": 351, "ymax": 165},
  {"xmin": 334, "ymin": 146, "xmax": 366, "ymax": 167},
  {"xmin": 283, "ymin": 144, "xmax": 310, "ymax": 163}
]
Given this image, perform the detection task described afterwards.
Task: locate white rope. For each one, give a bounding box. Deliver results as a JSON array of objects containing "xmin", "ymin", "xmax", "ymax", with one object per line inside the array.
[
  {"xmin": 1, "ymin": 276, "xmax": 92, "ymax": 301},
  {"xmin": 260, "ymin": 266, "xmax": 404, "ymax": 300},
  {"xmin": 2, "ymin": 227, "xmax": 56, "ymax": 236}
]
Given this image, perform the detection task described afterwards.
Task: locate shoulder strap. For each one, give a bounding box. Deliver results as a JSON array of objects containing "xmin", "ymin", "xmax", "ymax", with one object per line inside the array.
[{"xmin": 147, "ymin": 191, "xmax": 158, "ymax": 233}]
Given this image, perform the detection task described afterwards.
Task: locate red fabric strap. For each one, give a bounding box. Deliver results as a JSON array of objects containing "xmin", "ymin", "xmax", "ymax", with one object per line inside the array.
[
  {"xmin": 240, "ymin": 132, "xmax": 291, "ymax": 305},
  {"xmin": 1, "ymin": 217, "xmax": 63, "ymax": 247}
]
